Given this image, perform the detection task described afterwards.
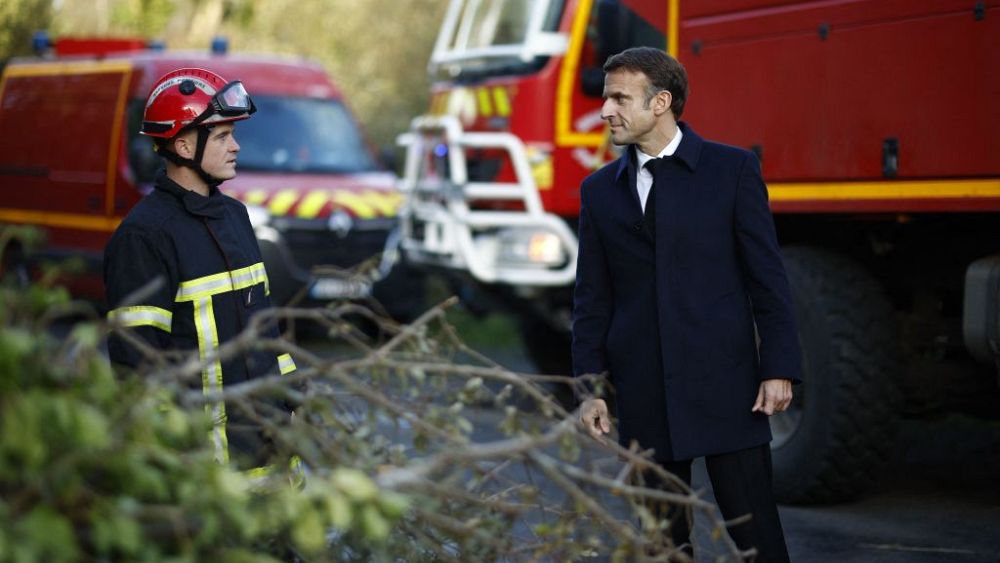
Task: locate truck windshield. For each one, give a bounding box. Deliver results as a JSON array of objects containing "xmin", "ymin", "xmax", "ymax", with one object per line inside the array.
[
  {"xmin": 431, "ymin": 0, "xmax": 566, "ymax": 80},
  {"xmin": 128, "ymin": 96, "xmax": 378, "ymax": 181}
]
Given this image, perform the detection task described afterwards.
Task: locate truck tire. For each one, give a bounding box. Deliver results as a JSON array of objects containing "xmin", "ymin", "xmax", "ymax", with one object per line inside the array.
[{"xmin": 772, "ymin": 246, "xmax": 902, "ymax": 504}]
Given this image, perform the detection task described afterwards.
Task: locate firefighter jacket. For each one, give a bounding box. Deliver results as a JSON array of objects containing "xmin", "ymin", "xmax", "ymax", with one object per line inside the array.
[{"xmin": 104, "ymin": 170, "xmax": 296, "ymax": 465}]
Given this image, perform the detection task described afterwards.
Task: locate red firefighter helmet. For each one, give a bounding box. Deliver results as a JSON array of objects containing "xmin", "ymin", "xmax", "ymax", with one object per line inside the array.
[{"xmin": 141, "ymin": 67, "xmax": 255, "ymax": 138}]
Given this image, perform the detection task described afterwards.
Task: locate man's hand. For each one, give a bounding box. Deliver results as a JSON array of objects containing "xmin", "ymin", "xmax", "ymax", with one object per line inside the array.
[
  {"xmin": 579, "ymin": 398, "xmax": 611, "ymax": 439},
  {"xmin": 751, "ymin": 379, "xmax": 793, "ymax": 415}
]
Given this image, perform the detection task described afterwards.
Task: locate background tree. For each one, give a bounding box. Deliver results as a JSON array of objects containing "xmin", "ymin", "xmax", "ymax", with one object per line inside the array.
[
  {"xmin": 0, "ymin": 0, "xmax": 53, "ymax": 62},
  {"xmin": 14, "ymin": 0, "xmax": 449, "ymax": 151}
]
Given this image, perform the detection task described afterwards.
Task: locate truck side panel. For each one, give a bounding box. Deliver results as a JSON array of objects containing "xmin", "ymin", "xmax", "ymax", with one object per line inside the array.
[
  {"xmin": 0, "ymin": 62, "xmax": 132, "ymax": 252},
  {"xmin": 679, "ymin": 0, "xmax": 999, "ymax": 181}
]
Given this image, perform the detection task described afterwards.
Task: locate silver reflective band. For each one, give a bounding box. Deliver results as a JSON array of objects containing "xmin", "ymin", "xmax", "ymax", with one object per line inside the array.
[
  {"xmin": 193, "ymin": 296, "xmax": 228, "ymax": 463},
  {"xmin": 108, "ymin": 305, "xmax": 173, "ymax": 333},
  {"xmin": 175, "ymin": 262, "xmax": 269, "ymax": 302}
]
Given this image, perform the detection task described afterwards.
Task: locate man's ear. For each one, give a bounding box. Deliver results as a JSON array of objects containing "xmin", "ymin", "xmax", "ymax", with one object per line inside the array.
[
  {"xmin": 172, "ymin": 132, "xmax": 195, "ymax": 159},
  {"xmin": 654, "ymin": 90, "xmax": 673, "ymax": 117}
]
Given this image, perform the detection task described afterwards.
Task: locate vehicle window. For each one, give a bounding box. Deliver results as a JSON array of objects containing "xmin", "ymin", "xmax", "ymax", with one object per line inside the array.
[
  {"xmin": 433, "ymin": 0, "xmax": 566, "ymax": 80},
  {"xmin": 588, "ymin": 0, "xmax": 665, "ymax": 68},
  {"xmin": 448, "ymin": 0, "xmax": 533, "ymax": 50},
  {"xmin": 237, "ymin": 96, "xmax": 378, "ymax": 174},
  {"xmin": 126, "ymin": 96, "xmax": 378, "ymax": 181}
]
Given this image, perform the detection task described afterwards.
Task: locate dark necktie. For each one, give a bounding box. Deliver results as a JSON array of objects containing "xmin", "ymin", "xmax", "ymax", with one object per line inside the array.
[{"xmin": 643, "ymin": 158, "xmax": 659, "ymax": 237}]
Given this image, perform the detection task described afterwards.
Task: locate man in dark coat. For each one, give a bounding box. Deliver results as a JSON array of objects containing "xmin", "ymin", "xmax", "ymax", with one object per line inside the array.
[{"xmin": 572, "ymin": 47, "xmax": 802, "ymax": 561}]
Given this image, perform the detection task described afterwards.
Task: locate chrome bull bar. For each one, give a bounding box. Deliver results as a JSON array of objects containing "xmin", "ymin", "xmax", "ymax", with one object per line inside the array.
[{"xmin": 396, "ymin": 115, "xmax": 577, "ymax": 286}]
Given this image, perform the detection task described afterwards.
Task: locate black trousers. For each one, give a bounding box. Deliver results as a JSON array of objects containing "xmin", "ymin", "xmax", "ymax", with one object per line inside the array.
[{"xmin": 637, "ymin": 444, "xmax": 791, "ymax": 562}]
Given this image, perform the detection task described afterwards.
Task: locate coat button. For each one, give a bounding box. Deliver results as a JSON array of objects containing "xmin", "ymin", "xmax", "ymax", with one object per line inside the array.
[{"xmin": 633, "ymin": 221, "xmax": 643, "ymax": 232}]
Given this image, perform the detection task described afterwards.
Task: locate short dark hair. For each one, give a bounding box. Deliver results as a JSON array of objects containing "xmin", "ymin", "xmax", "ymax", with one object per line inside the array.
[{"xmin": 603, "ymin": 47, "xmax": 688, "ymax": 118}]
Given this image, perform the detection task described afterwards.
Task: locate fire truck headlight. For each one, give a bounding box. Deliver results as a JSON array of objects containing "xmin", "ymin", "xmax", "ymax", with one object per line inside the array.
[
  {"xmin": 496, "ymin": 229, "xmax": 566, "ymax": 268},
  {"xmin": 246, "ymin": 204, "xmax": 271, "ymax": 230}
]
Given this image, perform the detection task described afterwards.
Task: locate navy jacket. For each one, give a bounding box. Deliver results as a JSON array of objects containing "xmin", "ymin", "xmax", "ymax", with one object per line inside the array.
[
  {"xmin": 572, "ymin": 123, "xmax": 802, "ymax": 461},
  {"xmin": 104, "ymin": 170, "xmax": 296, "ymax": 465}
]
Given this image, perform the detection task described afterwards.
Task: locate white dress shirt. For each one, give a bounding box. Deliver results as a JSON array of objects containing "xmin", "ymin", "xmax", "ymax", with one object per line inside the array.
[{"xmin": 635, "ymin": 127, "xmax": 683, "ymax": 212}]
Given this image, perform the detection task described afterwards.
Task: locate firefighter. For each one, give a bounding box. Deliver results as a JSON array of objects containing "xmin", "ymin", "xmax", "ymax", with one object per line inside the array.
[{"xmin": 104, "ymin": 68, "xmax": 296, "ymax": 467}]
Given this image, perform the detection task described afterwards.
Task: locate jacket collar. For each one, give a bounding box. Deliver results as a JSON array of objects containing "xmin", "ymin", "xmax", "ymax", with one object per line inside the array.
[
  {"xmin": 154, "ymin": 169, "xmax": 226, "ymax": 219},
  {"xmin": 614, "ymin": 121, "xmax": 703, "ymax": 182}
]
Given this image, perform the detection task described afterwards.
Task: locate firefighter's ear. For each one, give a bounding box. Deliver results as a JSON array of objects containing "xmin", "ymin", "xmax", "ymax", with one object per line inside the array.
[{"xmin": 172, "ymin": 131, "xmax": 196, "ymax": 159}]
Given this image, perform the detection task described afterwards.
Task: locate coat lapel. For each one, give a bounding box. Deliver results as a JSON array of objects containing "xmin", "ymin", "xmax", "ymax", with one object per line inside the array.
[{"xmin": 613, "ymin": 146, "xmax": 651, "ymax": 242}]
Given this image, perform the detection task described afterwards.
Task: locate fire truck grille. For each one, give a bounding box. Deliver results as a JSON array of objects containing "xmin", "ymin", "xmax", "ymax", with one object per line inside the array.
[{"xmin": 284, "ymin": 228, "xmax": 390, "ymax": 272}]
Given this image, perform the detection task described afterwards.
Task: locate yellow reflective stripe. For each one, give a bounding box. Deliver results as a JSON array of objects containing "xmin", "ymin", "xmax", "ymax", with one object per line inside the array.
[
  {"xmin": 230, "ymin": 262, "xmax": 268, "ymax": 291},
  {"xmin": 176, "ymin": 263, "xmax": 268, "ymax": 302},
  {"xmin": 243, "ymin": 189, "xmax": 268, "ymax": 206},
  {"xmin": 176, "ymin": 270, "xmax": 231, "ymax": 301},
  {"xmin": 331, "ymin": 191, "xmax": 377, "ymax": 219},
  {"xmin": 269, "ymin": 189, "xmax": 298, "ymax": 215},
  {"xmin": 194, "ymin": 297, "xmax": 228, "ymax": 463},
  {"xmin": 242, "ymin": 455, "xmax": 305, "ymax": 487},
  {"xmin": 278, "ymin": 353, "xmax": 296, "ymax": 375},
  {"xmin": 476, "ymin": 87, "xmax": 494, "ymax": 116},
  {"xmin": 245, "ymin": 465, "xmax": 272, "ymax": 479},
  {"xmin": 296, "ymin": 190, "xmax": 329, "ymax": 219},
  {"xmin": 364, "ymin": 191, "xmax": 404, "ymax": 217},
  {"xmin": 532, "ymin": 156, "xmax": 554, "ymax": 191},
  {"xmin": 492, "ymin": 86, "xmax": 511, "ymax": 117},
  {"xmin": 108, "ymin": 305, "xmax": 172, "ymax": 333},
  {"xmin": 431, "ymin": 93, "xmax": 447, "ymax": 115}
]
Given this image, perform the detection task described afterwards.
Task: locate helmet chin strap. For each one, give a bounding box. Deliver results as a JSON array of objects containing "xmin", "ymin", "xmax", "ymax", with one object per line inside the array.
[{"xmin": 155, "ymin": 126, "xmax": 223, "ymax": 188}]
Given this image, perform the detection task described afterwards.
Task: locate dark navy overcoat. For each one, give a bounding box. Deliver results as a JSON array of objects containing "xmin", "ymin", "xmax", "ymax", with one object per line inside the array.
[{"xmin": 571, "ymin": 123, "xmax": 802, "ymax": 461}]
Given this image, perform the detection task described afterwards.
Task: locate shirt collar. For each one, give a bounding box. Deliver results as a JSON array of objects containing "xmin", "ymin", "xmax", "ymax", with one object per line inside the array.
[
  {"xmin": 615, "ymin": 121, "xmax": 702, "ymax": 182},
  {"xmin": 636, "ymin": 127, "xmax": 684, "ymax": 171}
]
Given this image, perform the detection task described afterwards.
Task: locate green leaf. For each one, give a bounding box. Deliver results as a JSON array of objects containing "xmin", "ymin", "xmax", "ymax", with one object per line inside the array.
[
  {"xmin": 359, "ymin": 503, "xmax": 390, "ymax": 542},
  {"xmin": 332, "ymin": 468, "xmax": 378, "ymax": 502},
  {"xmin": 15, "ymin": 507, "xmax": 79, "ymax": 563},
  {"xmin": 327, "ymin": 491, "xmax": 353, "ymax": 529},
  {"xmin": 73, "ymin": 402, "xmax": 111, "ymax": 450},
  {"xmin": 217, "ymin": 549, "xmax": 283, "ymax": 563},
  {"xmin": 291, "ymin": 506, "xmax": 326, "ymax": 553},
  {"xmin": 377, "ymin": 491, "xmax": 409, "ymax": 519}
]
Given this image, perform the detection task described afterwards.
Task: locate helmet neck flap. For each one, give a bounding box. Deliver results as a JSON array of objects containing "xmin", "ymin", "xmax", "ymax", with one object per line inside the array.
[{"xmin": 155, "ymin": 126, "xmax": 221, "ymax": 188}]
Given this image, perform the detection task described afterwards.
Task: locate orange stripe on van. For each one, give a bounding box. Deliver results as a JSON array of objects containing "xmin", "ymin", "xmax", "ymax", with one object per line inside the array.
[
  {"xmin": 105, "ymin": 68, "xmax": 133, "ymax": 216},
  {"xmin": 0, "ymin": 208, "xmax": 121, "ymax": 231}
]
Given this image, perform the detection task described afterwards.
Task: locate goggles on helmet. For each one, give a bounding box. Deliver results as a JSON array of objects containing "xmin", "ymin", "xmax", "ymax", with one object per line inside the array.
[
  {"xmin": 214, "ymin": 81, "xmax": 255, "ymax": 115},
  {"xmin": 190, "ymin": 80, "xmax": 256, "ymax": 127}
]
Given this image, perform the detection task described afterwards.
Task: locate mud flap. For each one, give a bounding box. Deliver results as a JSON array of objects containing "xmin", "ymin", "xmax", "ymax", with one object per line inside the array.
[{"xmin": 963, "ymin": 255, "xmax": 1000, "ymax": 374}]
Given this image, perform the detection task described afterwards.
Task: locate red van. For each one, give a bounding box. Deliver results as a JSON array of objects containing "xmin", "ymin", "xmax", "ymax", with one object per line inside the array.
[{"xmin": 0, "ymin": 35, "xmax": 421, "ymax": 320}]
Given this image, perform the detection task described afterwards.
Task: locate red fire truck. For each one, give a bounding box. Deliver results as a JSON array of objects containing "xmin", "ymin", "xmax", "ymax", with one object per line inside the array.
[
  {"xmin": 0, "ymin": 34, "xmax": 422, "ymax": 321},
  {"xmin": 397, "ymin": 0, "xmax": 1000, "ymax": 502}
]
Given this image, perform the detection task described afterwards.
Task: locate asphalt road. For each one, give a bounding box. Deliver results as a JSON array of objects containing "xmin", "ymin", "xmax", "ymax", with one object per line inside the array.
[
  {"xmin": 474, "ymin": 341, "xmax": 1000, "ymax": 563},
  {"xmin": 775, "ymin": 415, "xmax": 1000, "ymax": 563},
  {"xmin": 295, "ymin": 321, "xmax": 1000, "ymax": 562}
]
